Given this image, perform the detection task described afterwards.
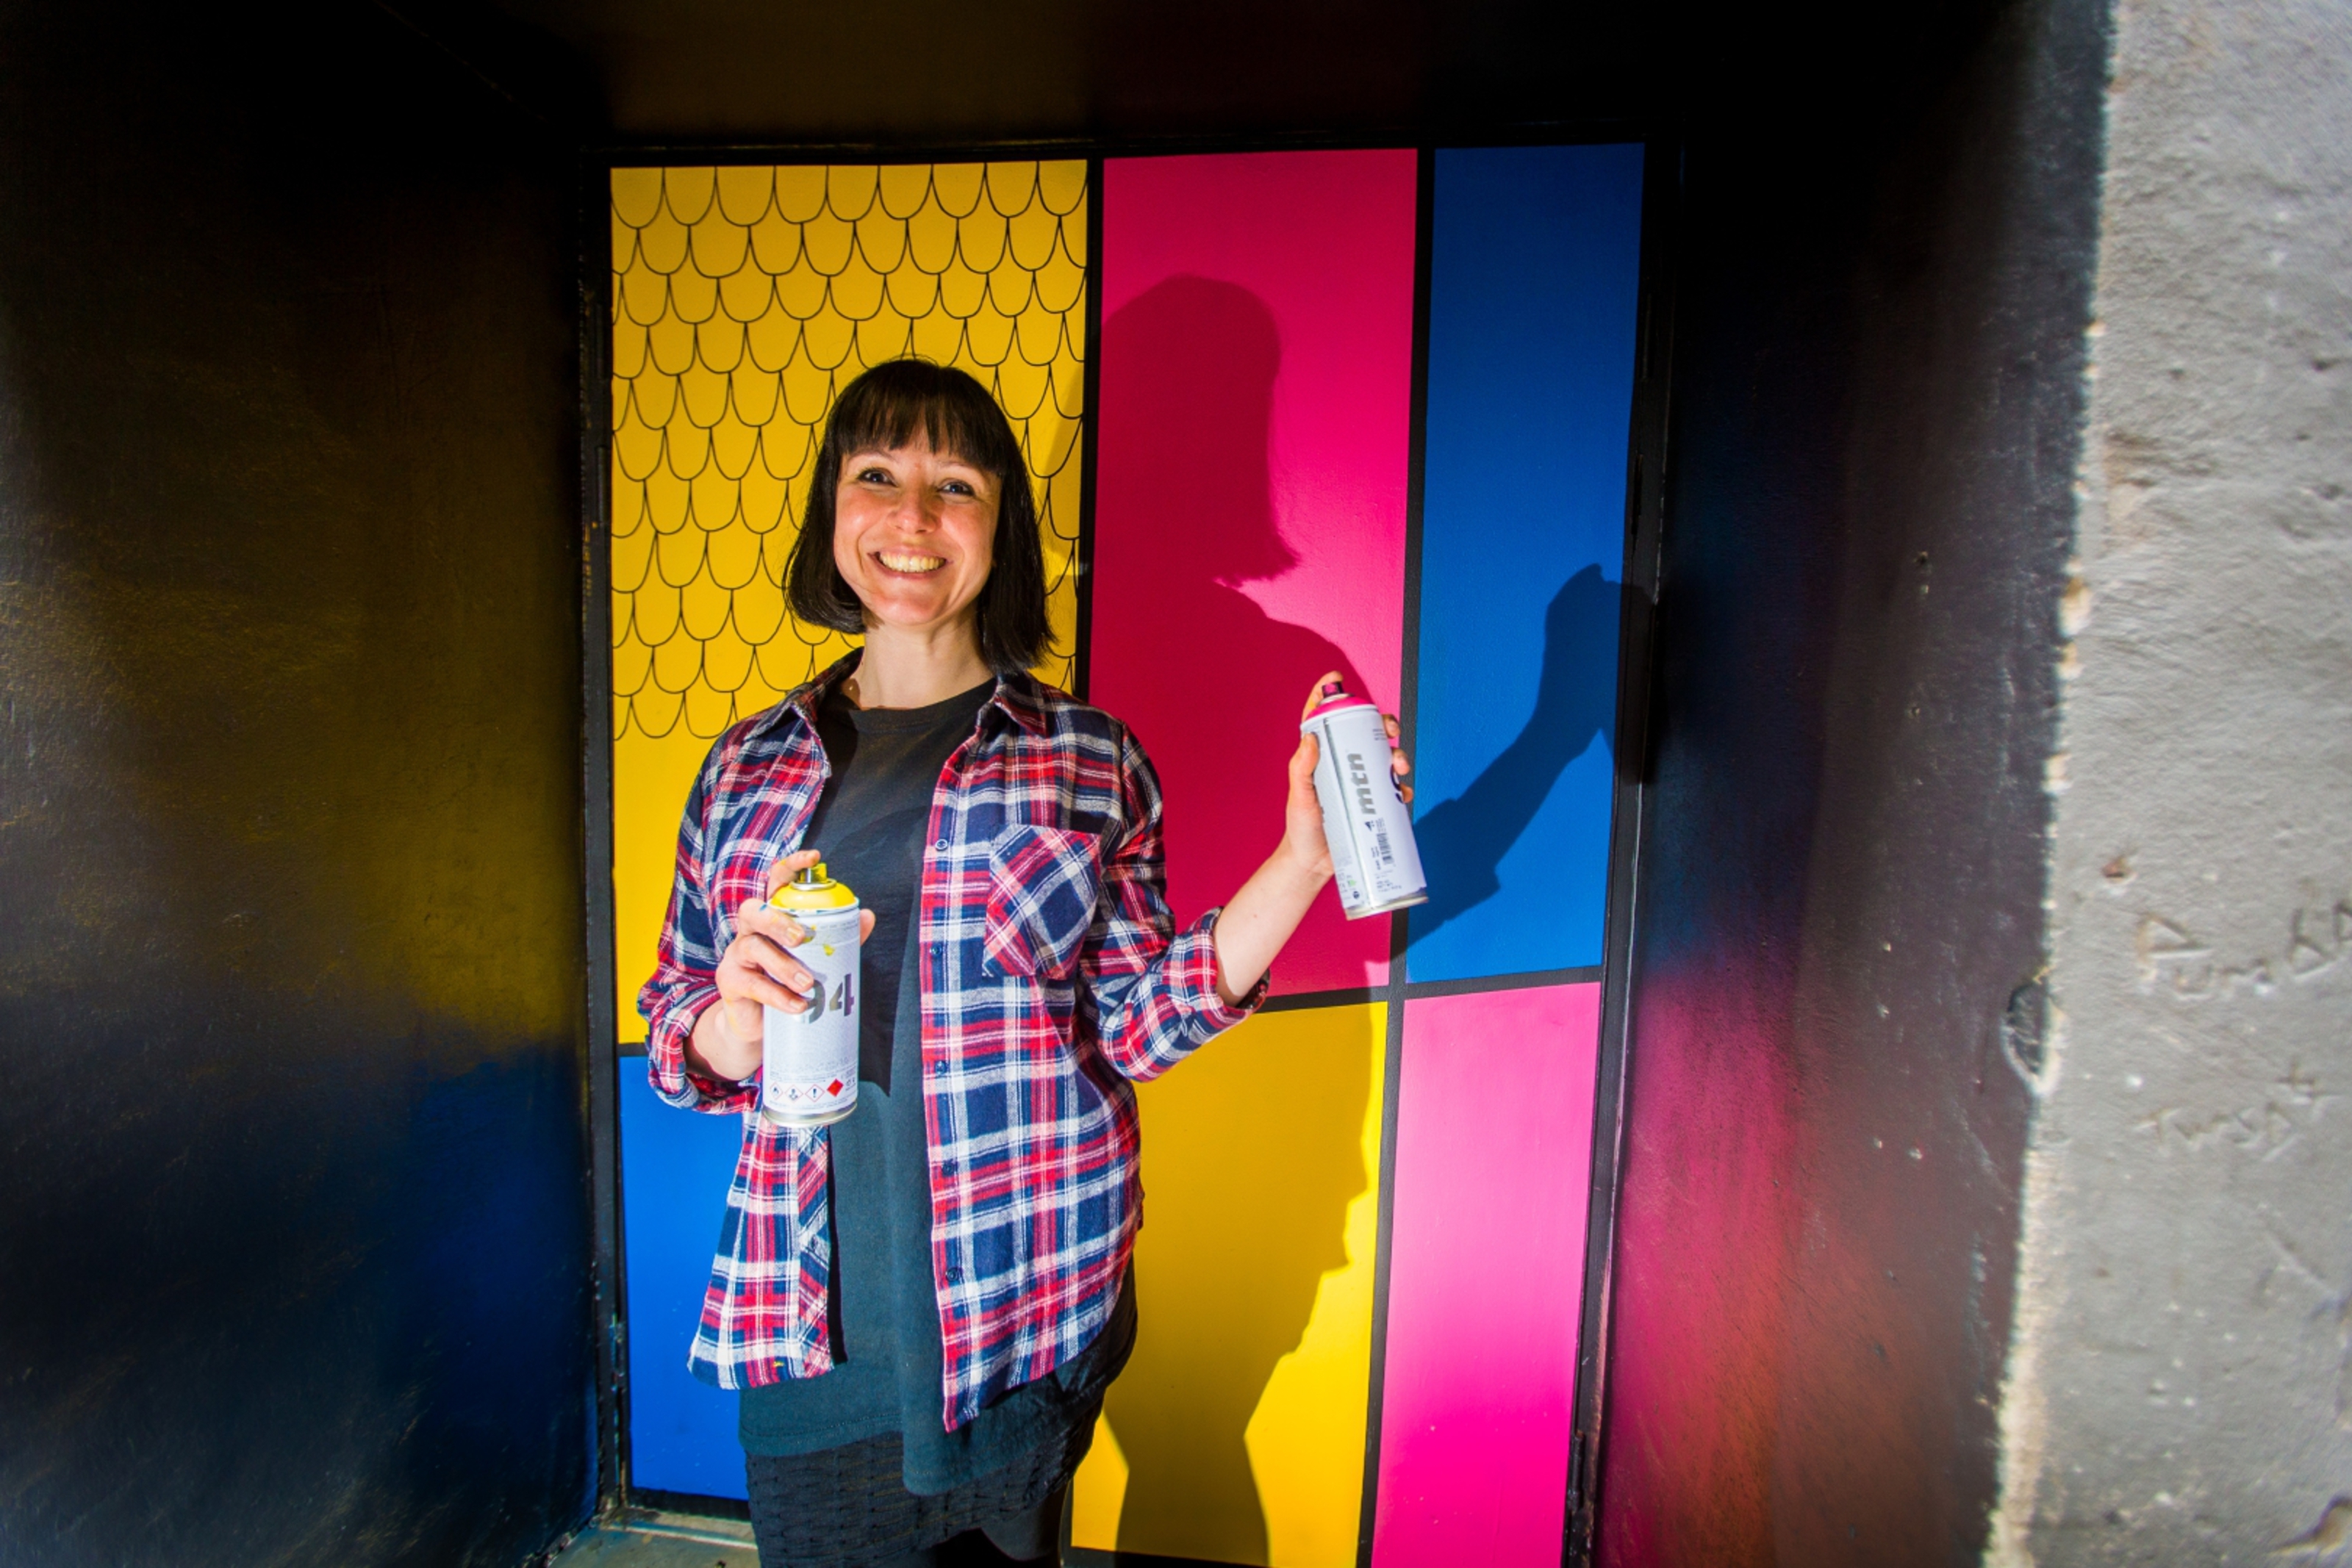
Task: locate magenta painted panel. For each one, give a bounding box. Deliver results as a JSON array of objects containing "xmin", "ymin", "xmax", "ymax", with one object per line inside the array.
[
  {"xmin": 1373, "ymin": 984, "xmax": 1602, "ymax": 1568},
  {"xmin": 1091, "ymin": 150, "xmax": 1417, "ymax": 993}
]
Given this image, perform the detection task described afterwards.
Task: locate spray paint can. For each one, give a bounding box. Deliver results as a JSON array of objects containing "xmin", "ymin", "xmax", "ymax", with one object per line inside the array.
[
  {"xmin": 759, "ymin": 861, "xmax": 861, "ymax": 1130},
  {"xmin": 1301, "ymin": 680, "xmax": 1427, "ymax": 920}
]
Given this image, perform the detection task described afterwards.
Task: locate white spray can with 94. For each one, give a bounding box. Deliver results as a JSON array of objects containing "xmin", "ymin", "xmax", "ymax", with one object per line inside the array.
[{"xmin": 759, "ymin": 861, "xmax": 861, "ymax": 1129}]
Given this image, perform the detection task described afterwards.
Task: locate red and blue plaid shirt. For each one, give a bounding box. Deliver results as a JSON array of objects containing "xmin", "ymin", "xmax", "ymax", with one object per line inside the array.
[{"xmin": 640, "ymin": 654, "xmax": 1263, "ymax": 1430}]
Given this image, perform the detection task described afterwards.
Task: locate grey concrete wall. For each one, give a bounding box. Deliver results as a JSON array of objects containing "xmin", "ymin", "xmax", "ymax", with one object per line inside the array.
[{"xmin": 1992, "ymin": 0, "xmax": 2352, "ymax": 1560}]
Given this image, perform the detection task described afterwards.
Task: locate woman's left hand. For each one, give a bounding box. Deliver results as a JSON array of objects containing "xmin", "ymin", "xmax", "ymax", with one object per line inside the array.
[
  {"xmin": 1216, "ymin": 673, "xmax": 1413, "ymax": 1005},
  {"xmin": 1278, "ymin": 670, "xmax": 1412, "ymax": 879}
]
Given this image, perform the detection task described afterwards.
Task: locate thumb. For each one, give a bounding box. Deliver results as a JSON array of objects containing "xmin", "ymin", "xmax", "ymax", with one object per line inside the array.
[{"xmin": 1290, "ymin": 731, "xmax": 1319, "ymax": 788}]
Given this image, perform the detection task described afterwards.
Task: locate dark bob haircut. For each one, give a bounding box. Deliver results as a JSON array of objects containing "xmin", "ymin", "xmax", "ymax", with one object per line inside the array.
[{"xmin": 784, "ymin": 359, "xmax": 1051, "ymax": 675}]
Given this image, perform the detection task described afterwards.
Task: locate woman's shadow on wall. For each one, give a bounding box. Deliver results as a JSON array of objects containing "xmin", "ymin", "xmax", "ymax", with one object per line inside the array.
[
  {"xmin": 1092, "ymin": 277, "xmax": 1371, "ymax": 1566},
  {"xmin": 1089, "ymin": 278, "xmax": 1386, "ymax": 995},
  {"xmin": 1091, "ymin": 277, "xmax": 1614, "ymax": 1564},
  {"xmin": 1405, "ymin": 561, "xmax": 1621, "ymax": 951}
]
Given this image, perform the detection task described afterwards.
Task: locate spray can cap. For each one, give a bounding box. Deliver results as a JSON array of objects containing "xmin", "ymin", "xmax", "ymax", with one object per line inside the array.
[
  {"xmin": 769, "ymin": 860, "xmax": 856, "ymax": 912},
  {"xmin": 1303, "ymin": 677, "xmax": 1372, "ymax": 724}
]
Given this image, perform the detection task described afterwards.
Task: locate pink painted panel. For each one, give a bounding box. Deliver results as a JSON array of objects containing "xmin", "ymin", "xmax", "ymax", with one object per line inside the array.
[
  {"xmin": 1373, "ymin": 984, "xmax": 1602, "ymax": 1568},
  {"xmin": 1091, "ymin": 150, "xmax": 1418, "ymax": 993}
]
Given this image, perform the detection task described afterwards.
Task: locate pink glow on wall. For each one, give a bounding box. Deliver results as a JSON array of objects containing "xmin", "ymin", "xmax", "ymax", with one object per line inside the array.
[
  {"xmin": 1372, "ymin": 983, "xmax": 1602, "ymax": 1568},
  {"xmin": 1595, "ymin": 960, "xmax": 1802, "ymax": 1567},
  {"xmin": 1091, "ymin": 150, "xmax": 1417, "ymax": 993}
]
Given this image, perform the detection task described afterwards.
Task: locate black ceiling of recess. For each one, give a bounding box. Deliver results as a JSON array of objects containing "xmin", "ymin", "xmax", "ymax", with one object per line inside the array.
[{"xmin": 398, "ymin": 0, "xmax": 2001, "ymax": 149}]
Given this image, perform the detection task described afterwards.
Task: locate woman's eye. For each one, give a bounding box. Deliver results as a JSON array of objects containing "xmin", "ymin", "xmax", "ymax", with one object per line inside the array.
[
  {"xmin": 939, "ymin": 479, "xmax": 975, "ymax": 497},
  {"xmin": 856, "ymin": 467, "xmax": 893, "ymax": 485}
]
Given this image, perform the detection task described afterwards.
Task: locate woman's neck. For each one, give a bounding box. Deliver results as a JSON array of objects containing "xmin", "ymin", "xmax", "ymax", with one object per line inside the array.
[{"xmin": 846, "ymin": 618, "xmax": 992, "ymax": 711}]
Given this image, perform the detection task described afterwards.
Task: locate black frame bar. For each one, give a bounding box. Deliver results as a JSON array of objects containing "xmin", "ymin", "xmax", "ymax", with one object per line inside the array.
[
  {"xmin": 1563, "ymin": 137, "xmax": 1681, "ymax": 1568},
  {"xmin": 1351, "ymin": 139, "xmax": 1440, "ymax": 1568},
  {"xmin": 576, "ymin": 148, "xmax": 626, "ymax": 1517},
  {"xmin": 575, "ymin": 132, "xmax": 1679, "ymax": 1566}
]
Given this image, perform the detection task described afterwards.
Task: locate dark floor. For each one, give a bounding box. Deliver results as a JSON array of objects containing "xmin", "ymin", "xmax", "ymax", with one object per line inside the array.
[{"xmin": 551, "ymin": 1511, "xmax": 759, "ymax": 1568}]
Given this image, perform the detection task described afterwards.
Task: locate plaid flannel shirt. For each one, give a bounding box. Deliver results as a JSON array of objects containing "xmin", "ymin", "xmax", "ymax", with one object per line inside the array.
[{"xmin": 640, "ymin": 655, "xmax": 1264, "ymax": 1430}]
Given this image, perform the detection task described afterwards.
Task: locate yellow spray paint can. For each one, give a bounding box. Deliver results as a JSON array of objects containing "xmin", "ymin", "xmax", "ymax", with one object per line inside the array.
[{"xmin": 760, "ymin": 862, "xmax": 861, "ymax": 1130}]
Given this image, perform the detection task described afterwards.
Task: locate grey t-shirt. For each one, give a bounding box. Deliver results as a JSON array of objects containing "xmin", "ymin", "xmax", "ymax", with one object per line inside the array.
[{"xmin": 736, "ymin": 677, "xmax": 1133, "ymax": 1493}]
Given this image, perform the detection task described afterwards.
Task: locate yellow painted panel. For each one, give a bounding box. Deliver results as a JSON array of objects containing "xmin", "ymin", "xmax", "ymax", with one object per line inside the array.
[
  {"xmin": 1074, "ymin": 1003, "xmax": 1387, "ymax": 1568},
  {"xmin": 608, "ymin": 163, "xmax": 1088, "ymax": 1040},
  {"xmin": 1069, "ymin": 1412, "xmax": 1130, "ymax": 1550}
]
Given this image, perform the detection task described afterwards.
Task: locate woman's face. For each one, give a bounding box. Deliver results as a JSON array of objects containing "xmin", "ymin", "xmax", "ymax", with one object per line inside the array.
[{"xmin": 831, "ymin": 438, "xmax": 999, "ymax": 641}]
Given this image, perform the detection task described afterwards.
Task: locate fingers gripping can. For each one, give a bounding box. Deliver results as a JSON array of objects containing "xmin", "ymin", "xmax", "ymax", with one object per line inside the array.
[
  {"xmin": 759, "ymin": 862, "xmax": 861, "ymax": 1130},
  {"xmin": 1302, "ymin": 680, "xmax": 1428, "ymax": 919}
]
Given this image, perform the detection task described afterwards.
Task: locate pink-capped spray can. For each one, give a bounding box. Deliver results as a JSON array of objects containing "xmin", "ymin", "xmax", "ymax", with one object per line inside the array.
[{"xmin": 1301, "ymin": 679, "xmax": 1427, "ymax": 919}]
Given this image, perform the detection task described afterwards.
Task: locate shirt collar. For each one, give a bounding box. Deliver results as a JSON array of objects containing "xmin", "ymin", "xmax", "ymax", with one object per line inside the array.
[{"xmin": 745, "ymin": 648, "xmax": 1049, "ymax": 742}]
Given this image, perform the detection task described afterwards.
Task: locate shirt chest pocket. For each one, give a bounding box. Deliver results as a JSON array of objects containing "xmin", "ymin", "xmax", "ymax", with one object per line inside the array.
[{"xmin": 983, "ymin": 824, "xmax": 1105, "ymax": 981}]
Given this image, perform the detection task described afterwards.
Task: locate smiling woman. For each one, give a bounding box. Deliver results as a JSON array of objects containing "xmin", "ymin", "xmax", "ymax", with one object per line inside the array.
[
  {"xmin": 784, "ymin": 360, "xmax": 1047, "ymax": 696},
  {"xmin": 638, "ymin": 359, "xmax": 1409, "ymax": 1567}
]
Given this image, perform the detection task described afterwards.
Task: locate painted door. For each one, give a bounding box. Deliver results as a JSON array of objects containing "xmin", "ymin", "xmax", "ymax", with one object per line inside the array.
[{"xmin": 601, "ymin": 146, "xmax": 1649, "ymax": 1568}]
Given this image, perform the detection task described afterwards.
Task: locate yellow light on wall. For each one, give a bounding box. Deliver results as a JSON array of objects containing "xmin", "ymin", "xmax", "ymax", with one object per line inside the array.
[{"xmin": 608, "ymin": 162, "xmax": 1088, "ymax": 1038}]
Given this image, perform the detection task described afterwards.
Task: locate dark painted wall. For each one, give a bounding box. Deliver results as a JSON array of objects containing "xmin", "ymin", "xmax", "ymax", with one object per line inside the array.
[
  {"xmin": 1596, "ymin": 1, "xmax": 2104, "ymax": 1563},
  {"xmin": 463, "ymin": 0, "xmax": 2000, "ymax": 154},
  {"xmin": 0, "ymin": 7, "xmax": 590, "ymax": 1567}
]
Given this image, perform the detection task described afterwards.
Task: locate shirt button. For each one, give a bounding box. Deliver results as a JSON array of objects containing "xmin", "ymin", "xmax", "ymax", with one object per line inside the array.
[
  {"xmin": 939, "ymin": 1159, "xmax": 958, "ymax": 1176},
  {"xmin": 933, "ymin": 838, "xmax": 950, "ymax": 851},
  {"xmin": 944, "ymin": 1265, "xmax": 964, "ymax": 1284}
]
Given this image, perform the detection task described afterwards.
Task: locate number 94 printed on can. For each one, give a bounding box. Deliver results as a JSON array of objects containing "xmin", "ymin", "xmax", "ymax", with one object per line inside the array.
[{"xmin": 760, "ymin": 863, "xmax": 861, "ymax": 1129}]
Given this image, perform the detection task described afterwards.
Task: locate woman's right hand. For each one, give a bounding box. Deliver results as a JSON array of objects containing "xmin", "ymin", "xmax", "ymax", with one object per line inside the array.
[{"xmin": 687, "ymin": 849, "xmax": 877, "ymax": 1085}]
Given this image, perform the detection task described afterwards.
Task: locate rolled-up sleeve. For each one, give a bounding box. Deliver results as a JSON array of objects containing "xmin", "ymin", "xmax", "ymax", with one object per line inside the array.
[
  {"xmin": 639, "ymin": 763, "xmax": 758, "ymax": 1114},
  {"xmin": 1083, "ymin": 727, "xmax": 1269, "ymax": 1082}
]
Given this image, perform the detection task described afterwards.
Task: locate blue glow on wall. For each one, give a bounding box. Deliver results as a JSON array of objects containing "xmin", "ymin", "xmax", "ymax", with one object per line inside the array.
[
  {"xmin": 620, "ymin": 1070, "xmax": 750, "ymax": 1500},
  {"xmin": 1406, "ymin": 143, "xmax": 1645, "ymax": 983}
]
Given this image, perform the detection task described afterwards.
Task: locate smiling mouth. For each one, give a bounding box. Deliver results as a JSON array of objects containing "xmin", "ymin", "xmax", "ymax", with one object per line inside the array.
[{"xmin": 876, "ymin": 550, "xmax": 947, "ymax": 575}]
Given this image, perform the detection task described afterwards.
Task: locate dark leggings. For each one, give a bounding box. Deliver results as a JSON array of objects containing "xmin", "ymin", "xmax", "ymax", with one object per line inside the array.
[{"xmin": 742, "ymin": 1430, "xmax": 1077, "ymax": 1567}]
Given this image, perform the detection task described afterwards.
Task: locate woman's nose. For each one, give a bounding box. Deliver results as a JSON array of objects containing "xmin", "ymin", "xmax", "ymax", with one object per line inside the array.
[{"xmin": 891, "ymin": 489, "xmax": 941, "ymax": 530}]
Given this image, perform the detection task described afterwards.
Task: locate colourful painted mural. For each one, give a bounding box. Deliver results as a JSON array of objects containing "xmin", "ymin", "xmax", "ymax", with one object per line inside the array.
[
  {"xmin": 1372, "ymin": 984, "xmax": 1602, "ymax": 1567},
  {"xmin": 1072, "ymin": 1003, "xmax": 1388, "ymax": 1567},
  {"xmin": 608, "ymin": 161, "xmax": 1089, "ymax": 1041},
  {"xmin": 1089, "ymin": 148, "xmax": 1419, "ymax": 1000},
  {"xmin": 607, "ymin": 145, "xmax": 1646, "ymax": 1568},
  {"xmin": 608, "ymin": 159, "xmax": 1089, "ymax": 1503},
  {"xmin": 1407, "ymin": 143, "xmax": 1645, "ymax": 983}
]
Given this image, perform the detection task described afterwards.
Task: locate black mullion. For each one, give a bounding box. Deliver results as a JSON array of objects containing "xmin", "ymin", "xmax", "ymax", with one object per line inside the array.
[
  {"xmin": 1355, "ymin": 141, "xmax": 1438, "ymax": 1568},
  {"xmin": 577, "ymin": 150, "xmax": 627, "ymax": 1520},
  {"xmin": 1401, "ymin": 965, "xmax": 1602, "ymax": 1001},
  {"xmin": 1071, "ymin": 156, "xmax": 1105, "ymax": 702},
  {"xmin": 1562, "ymin": 134, "xmax": 1682, "ymax": 1568},
  {"xmin": 1258, "ymin": 985, "xmax": 1382, "ymax": 1014},
  {"xmin": 1263, "ymin": 964, "xmax": 1607, "ymax": 1018}
]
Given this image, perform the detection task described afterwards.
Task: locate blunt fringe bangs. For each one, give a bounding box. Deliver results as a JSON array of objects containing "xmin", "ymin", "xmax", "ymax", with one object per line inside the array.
[{"xmin": 785, "ymin": 359, "xmax": 1052, "ymax": 676}]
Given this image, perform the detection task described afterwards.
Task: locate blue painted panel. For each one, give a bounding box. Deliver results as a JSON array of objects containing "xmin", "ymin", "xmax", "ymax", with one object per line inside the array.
[
  {"xmin": 620, "ymin": 1068, "xmax": 749, "ymax": 1499},
  {"xmin": 1406, "ymin": 143, "xmax": 1645, "ymax": 982}
]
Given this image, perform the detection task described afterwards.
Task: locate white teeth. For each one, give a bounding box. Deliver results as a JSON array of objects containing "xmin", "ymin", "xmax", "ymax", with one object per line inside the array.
[{"xmin": 878, "ymin": 551, "xmax": 945, "ymax": 572}]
